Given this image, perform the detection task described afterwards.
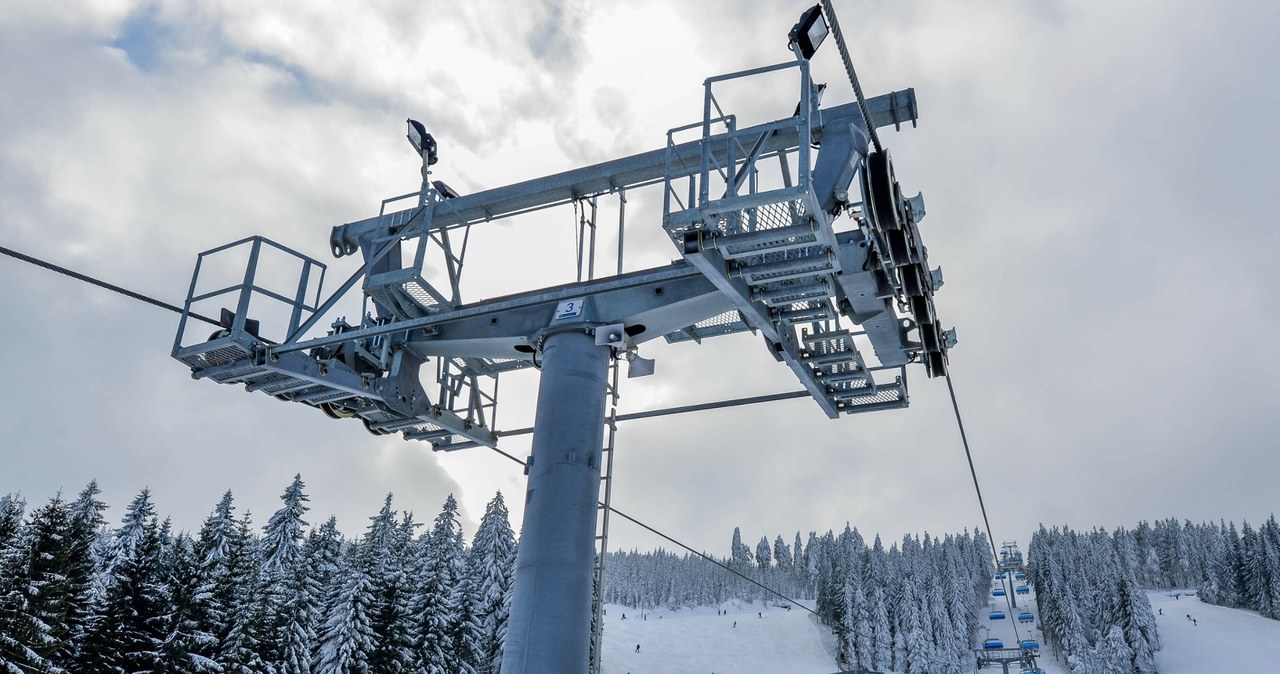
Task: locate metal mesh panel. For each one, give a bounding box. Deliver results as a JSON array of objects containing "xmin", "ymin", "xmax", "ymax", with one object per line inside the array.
[
  {"xmin": 361, "ymin": 408, "xmax": 400, "ymax": 423},
  {"xmin": 714, "ymin": 199, "xmax": 807, "ymax": 242},
  {"xmin": 248, "ymin": 372, "xmax": 291, "ymax": 391},
  {"xmin": 401, "ymin": 278, "xmax": 442, "ymax": 311},
  {"xmin": 712, "ymin": 199, "xmax": 804, "ymax": 233},
  {"xmin": 841, "ymin": 389, "xmax": 904, "ymax": 407},
  {"xmin": 694, "ymin": 310, "xmax": 741, "ymax": 329},
  {"xmin": 382, "ymin": 418, "xmax": 443, "ymax": 433},
  {"xmin": 664, "ymin": 310, "xmax": 752, "ymax": 344},
  {"xmin": 208, "ymin": 363, "xmax": 263, "ymax": 383},
  {"xmin": 177, "ymin": 342, "xmax": 250, "ymax": 370}
]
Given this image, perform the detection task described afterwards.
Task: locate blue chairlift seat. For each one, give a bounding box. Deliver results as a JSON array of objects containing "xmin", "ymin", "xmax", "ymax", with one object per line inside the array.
[
  {"xmin": 1015, "ymin": 571, "xmax": 1027, "ymax": 580},
  {"xmin": 1018, "ymin": 611, "xmax": 1035, "ymax": 622},
  {"xmin": 1020, "ymin": 639, "xmax": 1040, "ymax": 650},
  {"xmin": 1016, "ymin": 585, "xmax": 1030, "ymax": 594},
  {"xmin": 994, "ymin": 573, "xmax": 1006, "ymax": 579},
  {"xmin": 989, "ymin": 610, "xmax": 1006, "ymax": 620},
  {"xmin": 983, "ymin": 638, "xmax": 1004, "ymax": 649},
  {"xmin": 1020, "ymin": 670, "xmax": 1046, "ymax": 674},
  {"xmin": 992, "ymin": 588, "xmax": 1006, "ymax": 596}
]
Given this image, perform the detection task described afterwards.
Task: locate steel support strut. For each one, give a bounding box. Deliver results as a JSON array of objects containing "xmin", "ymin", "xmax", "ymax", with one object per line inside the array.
[{"xmin": 501, "ymin": 331, "xmax": 611, "ymax": 674}]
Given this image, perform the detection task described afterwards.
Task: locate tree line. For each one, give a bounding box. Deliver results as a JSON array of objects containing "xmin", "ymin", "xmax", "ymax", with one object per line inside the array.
[
  {"xmin": 0, "ymin": 477, "xmax": 516, "ymax": 674},
  {"xmin": 607, "ymin": 525, "xmax": 995, "ymax": 673},
  {"xmin": 1124, "ymin": 516, "xmax": 1280, "ymax": 618},
  {"xmin": 1027, "ymin": 525, "xmax": 1160, "ymax": 673}
]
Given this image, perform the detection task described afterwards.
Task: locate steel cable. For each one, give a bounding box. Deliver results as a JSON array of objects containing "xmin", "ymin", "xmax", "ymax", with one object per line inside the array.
[{"xmin": 1, "ymin": 244, "xmax": 220, "ymax": 327}]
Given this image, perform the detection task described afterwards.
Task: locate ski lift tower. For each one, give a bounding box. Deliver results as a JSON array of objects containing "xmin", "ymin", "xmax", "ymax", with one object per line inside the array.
[
  {"xmin": 998, "ymin": 541, "xmax": 1024, "ymax": 608},
  {"xmin": 170, "ymin": 3, "xmax": 954, "ymax": 672},
  {"xmin": 1000, "ymin": 541, "xmax": 1024, "ymax": 571}
]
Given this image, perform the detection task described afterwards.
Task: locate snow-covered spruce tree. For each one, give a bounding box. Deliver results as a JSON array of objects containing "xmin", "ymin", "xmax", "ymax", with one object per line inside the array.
[
  {"xmin": 0, "ymin": 494, "xmax": 23, "ymax": 547},
  {"xmin": 187, "ymin": 491, "xmax": 273, "ymax": 672},
  {"xmin": 161, "ymin": 532, "xmax": 221, "ymax": 673},
  {"xmin": 729, "ymin": 527, "xmax": 752, "ymax": 570},
  {"xmin": 190, "ymin": 490, "xmax": 238, "ymax": 668},
  {"xmin": 755, "ymin": 536, "xmax": 772, "ymax": 572},
  {"xmin": 219, "ymin": 511, "xmax": 271, "ymax": 673},
  {"xmin": 833, "ymin": 574, "xmax": 855, "ymax": 667},
  {"xmin": 314, "ymin": 542, "xmax": 376, "ymax": 674},
  {"xmin": 850, "ymin": 578, "xmax": 872, "ymax": 670},
  {"xmin": 261, "ymin": 474, "xmax": 317, "ymax": 674},
  {"xmin": 773, "ymin": 535, "xmax": 792, "ymax": 574},
  {"xmin": 53, "ymin": 479, "xmax": 107, "ymax": 665},
  {"xmin": 448, "ymin": 541, "xmax": 485, "ymax": 673},
  {"xmin": 868, "ymin": 583, "xmax": 892, "ymax": 671},
  {"xmin": 82, "ymin": 489, "xmax": 169, "ymax": 673},
  {"xmin": 792, "ymin": 532, "xmax": 806, "ymax": 591},
  {"xmin": 942, "ymin": 541, "xmax": 973, "ymax": 669},
  {"xmin": 905, "ymin": 537, "xmax": 938, "ymax": 674},
  {"xmin": 97, "ymin": 487, "xmax": 158, "ymax": 590},
  {"xmin": 305, "ymin": 517, "xmax": 346, "ymax": 671},
  {"xmin": 0, "ymin": 495, "xmax": 71, "ymax": 674},
  {"xmin": 1265, "ymin": 517, "xmax": 1280, "ymax": 620},
  {"xmin": 466, "ymin": 492, "xmax": 516, "ymax": 673},
  {"xmin": 410, "ymin": 495, "xmax": 465, "ymax": 673},
  {"xmin": 1075, "ymin": 624, "xmax": 1135, "ymax": 674},
  {"xmin": 813, "ymin": 532, "xmax": 841, "ymax": 626},
  {"xmin": 365, "ymin": 496, "xmax": 417, "ymax": 674},
  {"xmin": 1115, "ymin": 572, "xmax": 1158, "ymax": 672}
]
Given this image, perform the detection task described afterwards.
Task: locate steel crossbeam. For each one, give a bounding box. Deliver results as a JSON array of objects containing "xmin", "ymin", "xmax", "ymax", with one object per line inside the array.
[{"xmin": 329, "ymin": 91, "xmax": 918, "ymax": 254}]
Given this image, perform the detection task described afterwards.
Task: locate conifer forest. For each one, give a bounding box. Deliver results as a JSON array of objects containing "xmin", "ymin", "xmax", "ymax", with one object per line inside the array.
[{"xmin": 3, "ymin": 477, "xmax": 1278, "ymax": 673}]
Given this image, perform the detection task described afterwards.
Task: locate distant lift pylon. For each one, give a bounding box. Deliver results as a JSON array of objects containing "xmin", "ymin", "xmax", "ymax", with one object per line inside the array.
[{"xmin": 171, "ymin": 4, "xmax": 954, "ymax": 673}]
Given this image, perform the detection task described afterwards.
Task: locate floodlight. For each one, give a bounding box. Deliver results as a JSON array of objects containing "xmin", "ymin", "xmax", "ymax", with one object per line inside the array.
[
  {"xmin": 432, "ymin": 180, "xmax": 461, "ymax": 199},
  {"xmin": 406, "ymin": 118, "xmax": 438, "ymax": 165},
  {"xmin": 789, "ymin": 5, "xmax": 828, "ymax": 60}
]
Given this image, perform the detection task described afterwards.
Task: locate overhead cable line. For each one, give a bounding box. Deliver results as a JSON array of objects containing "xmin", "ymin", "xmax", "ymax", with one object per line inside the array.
[
  {"xmin": 485, "ymin": 444, "xmax": 820, "ymax": 618},
  {"xmin": 819, "ymin": 0, "xmax": 882, "ymax": 153},
  {"xmin": 0, "ymin": 244, "xmax": 220, "ymax": 327},
  {"xmin": 945, "ymin": 370, "xmax": 1024, "ymax": 642}
]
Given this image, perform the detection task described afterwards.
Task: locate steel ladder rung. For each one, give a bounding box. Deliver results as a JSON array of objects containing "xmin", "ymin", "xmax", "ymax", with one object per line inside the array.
[
  {"xmin": 777, "ymin": 304, "xmax": 835, "ymax": 325},
  {"xmin": 736, "ymin": 251, "xmax": 832, "ymax": 279},
  {"xmin": 804, "ymin": 350, "xmax": 856, "ymax": 367},
  {"xmin": 754, "ymin": 281, "xmax": 829, "ymax": 305},
  {"xmin": 802, "ymin": 329, "xmax": 852, "ymax": 346},
  {"xmin": 817, "ymin": 368, "xmax": 869, "ymax": 385}
]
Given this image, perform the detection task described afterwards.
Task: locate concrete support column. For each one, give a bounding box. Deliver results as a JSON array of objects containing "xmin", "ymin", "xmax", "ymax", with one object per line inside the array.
[{"xmin": 501, "ymin": 330, "xmax": 610, "ymax": 674}]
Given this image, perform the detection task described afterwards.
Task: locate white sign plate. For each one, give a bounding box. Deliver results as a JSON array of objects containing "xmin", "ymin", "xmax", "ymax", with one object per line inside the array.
[{"xmin": 554, "ymin": 298, "xmax": 585, "ymax": 320}]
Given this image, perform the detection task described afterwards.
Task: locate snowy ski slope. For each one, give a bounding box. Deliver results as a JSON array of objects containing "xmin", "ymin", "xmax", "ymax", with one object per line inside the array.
[
  {"xmin": 599, "ymin": 590, "xmax": 1280, "ymax": 673},
  {"xmin": 600, "ymin": 601, "xmax": 837, "ymax": 674}
]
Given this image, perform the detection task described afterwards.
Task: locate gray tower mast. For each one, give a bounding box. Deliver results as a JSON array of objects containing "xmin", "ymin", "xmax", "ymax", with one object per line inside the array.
[{"xmin": 170, "ymin": 4, "xmax": 953, "ymax": 672}]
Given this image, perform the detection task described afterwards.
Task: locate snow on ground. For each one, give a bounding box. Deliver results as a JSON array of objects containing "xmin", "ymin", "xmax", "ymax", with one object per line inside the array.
[
  {"xmin": 599, "ymin": 600, "xmax": 839, "ymax": 674},
  {"xmin": 599, "ymin": 588, "xmax": 1280, "ymax": 673},
  {"xmin": 1148, "ymin": 590, "xmax": 1280, "ymax": 673}
]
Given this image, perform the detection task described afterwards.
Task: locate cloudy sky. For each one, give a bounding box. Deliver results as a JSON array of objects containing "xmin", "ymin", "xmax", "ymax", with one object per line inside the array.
[{"xmin": 2, "ymin": 0, "xmax": 1278, "ymax": 558}]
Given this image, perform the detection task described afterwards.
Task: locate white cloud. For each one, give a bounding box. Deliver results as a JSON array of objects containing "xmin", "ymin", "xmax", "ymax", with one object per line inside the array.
[{"xmin": 2, "ymin": 0, "xmax": 1279, "ymax": 555}]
